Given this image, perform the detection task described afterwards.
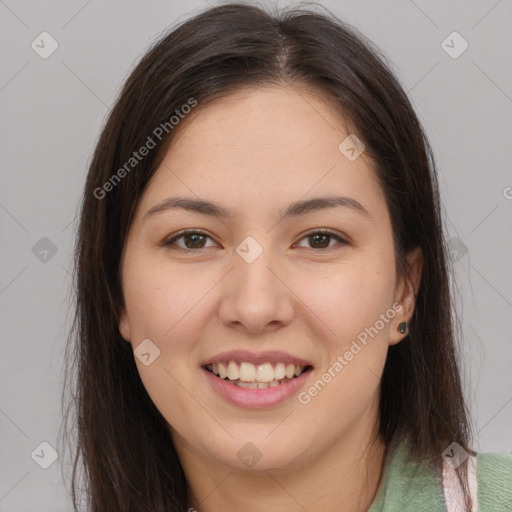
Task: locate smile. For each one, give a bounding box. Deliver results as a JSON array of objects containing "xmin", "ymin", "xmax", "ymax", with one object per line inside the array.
[{"xmin": 204, "ymin": 361, "xmax": 313, "ymax": 388}]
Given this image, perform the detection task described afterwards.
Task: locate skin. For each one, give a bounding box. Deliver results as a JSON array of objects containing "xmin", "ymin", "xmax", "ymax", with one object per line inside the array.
[{"xmin": 118, "ymin": 84, "xmax": 423, "ymax": 512}]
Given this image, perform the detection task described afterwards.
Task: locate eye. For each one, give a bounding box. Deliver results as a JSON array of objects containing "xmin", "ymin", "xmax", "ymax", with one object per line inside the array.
[
  {"xmin": 294, "ymin": 229, "xmax": 348, "ymax": 250},
  {"xmin": 162, "ymin": 228, "xmax": 349, "ymax": 253},
  {"xmin": 163, "ymin": 230, "xmax": 217, "ymax": 252}
]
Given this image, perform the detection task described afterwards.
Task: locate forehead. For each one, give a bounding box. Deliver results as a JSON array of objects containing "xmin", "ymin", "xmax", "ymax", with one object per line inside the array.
[
  {"xmin": 168, "ymin": 84, "xmax": 351, "ymax": 155},
  {"xmin": 137, "ymin": 85, "xmax": 387, "ymax": 223}
]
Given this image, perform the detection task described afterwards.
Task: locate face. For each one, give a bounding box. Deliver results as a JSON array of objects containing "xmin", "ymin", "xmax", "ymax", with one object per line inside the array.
[{"xmin": 118, "ymin": 85, "xmax": 422, "ymax": 474}]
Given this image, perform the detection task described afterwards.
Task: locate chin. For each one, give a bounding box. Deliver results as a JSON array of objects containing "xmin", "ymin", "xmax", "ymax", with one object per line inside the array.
[{"xmin": 204, "ymin": 432, "xmax": 306, "ymax": 472}]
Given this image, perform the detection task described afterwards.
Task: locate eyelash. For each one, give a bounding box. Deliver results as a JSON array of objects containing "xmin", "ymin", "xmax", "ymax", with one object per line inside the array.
[{"xmin": 162, "ymin": 228, "xmax": 349, "ymax": 253}]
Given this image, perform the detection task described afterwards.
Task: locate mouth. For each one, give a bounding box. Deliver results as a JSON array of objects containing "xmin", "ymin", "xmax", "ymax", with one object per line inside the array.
[{"xmin": 202, "ymin": 361, "xmax": 314, "ymax": 389}]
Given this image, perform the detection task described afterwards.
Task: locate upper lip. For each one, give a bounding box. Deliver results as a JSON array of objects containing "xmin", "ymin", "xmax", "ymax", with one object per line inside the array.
[{"xmin": 201, "ymin": 350, "xmax": 313, "ymax": 368}]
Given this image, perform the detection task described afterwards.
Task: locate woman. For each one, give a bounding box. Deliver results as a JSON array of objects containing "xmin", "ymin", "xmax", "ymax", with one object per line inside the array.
[{"xmin": 60, "ymin": 2, "xmax": 512, "ymax": 511}]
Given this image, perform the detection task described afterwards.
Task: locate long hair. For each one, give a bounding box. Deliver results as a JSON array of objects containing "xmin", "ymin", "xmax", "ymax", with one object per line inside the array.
[{"xmin": 60, "ymin": 2, "xmax": 475, "ymax": 510}]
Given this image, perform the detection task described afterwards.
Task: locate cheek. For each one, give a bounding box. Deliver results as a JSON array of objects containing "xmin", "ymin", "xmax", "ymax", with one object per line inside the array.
[
  {"xmin": 292, "ymin": 258, "xmax": 396, "ymax": 347},
  {"xmin": 122, "ymin": 260, "xmax": 211, "ymax": 425},
  {"xmin": 297, "ymin": 261, "xmax": 395, "ymax": 405},
  {"xmin": 122, "ymin": 257, "xmax": 211, "ymax": 342},
  {"xmin": 291, "ymin": 262, "xmax": 395, "ymax": 409}
]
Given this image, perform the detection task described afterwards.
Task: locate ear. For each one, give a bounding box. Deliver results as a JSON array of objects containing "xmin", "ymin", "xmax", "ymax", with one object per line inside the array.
[
  {"xmin": 118, "ymin": 308, "xmax": 132, "ymax": 343},
  {"xmin": 389, "ymin": 246, "xmax": 423, "ymax": 346}
]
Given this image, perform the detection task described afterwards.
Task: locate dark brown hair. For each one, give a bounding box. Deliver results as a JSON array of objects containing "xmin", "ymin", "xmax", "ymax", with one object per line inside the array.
[{"xmin": 60, "ymin": 2, "xmax": 475, "ymax": 510}]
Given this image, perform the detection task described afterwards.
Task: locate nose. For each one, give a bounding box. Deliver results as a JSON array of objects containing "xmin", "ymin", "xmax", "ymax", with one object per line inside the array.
[{"xmin": 218, "ymin": 247, "xmax": 295, "ymax": 334}]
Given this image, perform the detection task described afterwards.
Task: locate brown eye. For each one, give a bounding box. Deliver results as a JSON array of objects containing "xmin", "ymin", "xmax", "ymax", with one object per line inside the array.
[
  {"xmin": 295, "ymin": 230, "xmax": 348, "ymax": 250},
  {"xmin": 163, "ymin": 229, "xmax": 348, "ymax": 253},
  {"xmin": 163, "ymin": 231, "xmax": 216, "ymax": 252}
]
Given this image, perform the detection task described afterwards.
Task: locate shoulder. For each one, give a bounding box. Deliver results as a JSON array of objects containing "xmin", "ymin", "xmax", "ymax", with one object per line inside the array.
[
  {"xmin": 443, "ymin": 450, "xmax": 512, "ymax": 512},
  {"xmin": 476, "ymin": 450, "xmax": 512, "ymax": 511},
  {"xmin": 369, "ymin": 439, "xmax": 512, "ymax": 512}
]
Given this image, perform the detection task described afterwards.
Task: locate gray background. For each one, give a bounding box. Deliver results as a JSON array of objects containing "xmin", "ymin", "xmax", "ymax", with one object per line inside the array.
[{"xmin": 1, "ymin": 0, "xmax": 511, "ymax": 510}]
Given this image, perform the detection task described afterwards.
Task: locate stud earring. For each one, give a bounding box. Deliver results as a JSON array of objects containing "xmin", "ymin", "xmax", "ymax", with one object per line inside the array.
[{"xmin": 397, "ymin": 321, "xmax": 408, "ymax": 334}]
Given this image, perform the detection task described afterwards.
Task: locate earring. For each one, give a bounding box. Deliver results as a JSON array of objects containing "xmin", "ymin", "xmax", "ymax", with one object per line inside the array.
[{"xmin": 397, "ymin": 321, "xmax": 408, "ymax": 334}]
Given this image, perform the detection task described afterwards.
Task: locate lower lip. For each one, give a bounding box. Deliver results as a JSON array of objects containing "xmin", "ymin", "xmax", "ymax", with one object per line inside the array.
[{"xmin": 201, "ymin": 367, "xmax": 313, "ymax": 409}]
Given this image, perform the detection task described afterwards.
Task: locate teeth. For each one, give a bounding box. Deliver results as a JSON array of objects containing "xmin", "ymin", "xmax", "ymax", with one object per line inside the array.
[
  {"xmin": 239, "ymin": 362, "xmax": 256, "ymax": 382},
  {"xmin": 274, "ymin": 362, "xmax": 286, "ymax": 380},
  {"xmin": 285, "ymin": 364, "xmax": 295, "ymax": 379},
  {"xmin": 227, "ymin": 361, "xmax": 239, "ymax": 380},
  {"xmin": 256, "ymin": 362, "xmax": 274, "ymax": 382},
  {"xmin": 218, "ymin": 362, "xmax": 228, "ymax": 379},
  {"xmin": 236, "ymin": 378, "xmax": 293, "ymax": 388},
  {"xmin": 236, "ymin": 381, "xmax": 258, "ymax": 388},
  {"xmin": 207, "ymin": 360, "xmax": 308, "ymax": 385}
]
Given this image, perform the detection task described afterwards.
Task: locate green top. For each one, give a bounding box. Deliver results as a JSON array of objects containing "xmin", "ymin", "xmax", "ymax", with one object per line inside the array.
[{"xmin": 367, "ymin": 438, "xmax": 512, "ymax": 512}]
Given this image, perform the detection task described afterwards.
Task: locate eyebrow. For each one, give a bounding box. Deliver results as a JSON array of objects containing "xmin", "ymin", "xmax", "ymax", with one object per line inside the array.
[{"xmin": 143, "ymin": 195, "xmax": 371, "ymax": 221}]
